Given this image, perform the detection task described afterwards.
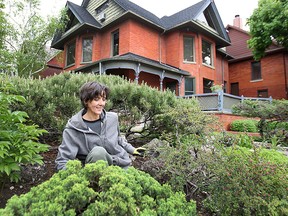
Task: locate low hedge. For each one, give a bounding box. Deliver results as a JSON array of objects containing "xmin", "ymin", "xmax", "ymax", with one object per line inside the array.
[{"xmin": 230, "ymin": 119, "xmax": 258, "ymax": 132}]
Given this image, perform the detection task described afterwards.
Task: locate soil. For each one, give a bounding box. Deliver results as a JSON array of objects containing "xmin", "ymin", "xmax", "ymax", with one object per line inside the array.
[{"xmin": 0, "ymin": 145, "xmax": 58, "ymax": 208}]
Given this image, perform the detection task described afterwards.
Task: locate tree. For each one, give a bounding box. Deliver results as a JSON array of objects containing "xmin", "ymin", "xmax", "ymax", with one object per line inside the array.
[
  {"xmin": 247, "ymin": 0, "xmax": 288, "ymax": 60},
  {"xmin": 0, "ymin": 0, "xmax": 67, "ymax": 77}
]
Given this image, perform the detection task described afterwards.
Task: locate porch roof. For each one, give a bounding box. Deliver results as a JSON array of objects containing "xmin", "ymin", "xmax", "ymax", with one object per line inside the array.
[{"xmin": 74, "ymin": 52, "xmax": 190, "ymax": 77}]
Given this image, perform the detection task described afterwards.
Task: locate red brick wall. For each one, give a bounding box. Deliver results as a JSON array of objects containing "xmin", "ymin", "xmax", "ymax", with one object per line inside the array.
[
  {"xmin": 128, "ymin": 20, "xmax": 160, "ymax": 61},
  {"xmin": 229, "ymin": 52, "xmax": 287, "ymax": 99},
  {"xmin": 61, "ymin": 20, "xmax": 230, "ymax": 97},
  {"xmin": 214, "ymin": 113, "xmax": 259, "ymax": 131}
]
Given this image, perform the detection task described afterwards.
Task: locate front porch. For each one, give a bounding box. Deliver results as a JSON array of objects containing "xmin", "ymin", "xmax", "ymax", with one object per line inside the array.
[{"xmin": 74, "ymin": 52, "xmax": 190, "ymax": 96}]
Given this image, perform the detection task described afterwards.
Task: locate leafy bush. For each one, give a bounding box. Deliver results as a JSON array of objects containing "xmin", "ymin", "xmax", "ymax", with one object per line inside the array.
[
  {"xmin": 140, "ymin": 136, "xmax": 288, "ymax": 215},
  {"xmin": 204, "ymin": 146, "xmax": 288, "ymax": 215},
  {"xmin": 230, "ymin": 119, "xmax": 258, "ymax": 132},
  {"xmin": 0, "ymin": 81, "xmax": 49, "ymax": 185},
  {"xmin": 0, "ymin": 160, "xmax": 197, "ymax": 215}
]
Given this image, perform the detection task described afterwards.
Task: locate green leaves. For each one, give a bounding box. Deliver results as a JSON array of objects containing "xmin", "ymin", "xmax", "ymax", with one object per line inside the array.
[
  {"xmin": 0, "ymin": 0, "xmax": 67, "ymax": 77},
  {"xmin": 248, "ymin": 0, "xmax": 288, "ymax": 60},
  {"xmin": 0, "ymin": 82, "xmax": 48, "ymax": 184}
]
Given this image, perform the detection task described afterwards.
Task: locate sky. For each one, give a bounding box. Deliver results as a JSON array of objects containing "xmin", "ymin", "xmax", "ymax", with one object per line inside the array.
[{"xmin": 40, "ymin": 0, "xmax": 259, "ymax": 29}]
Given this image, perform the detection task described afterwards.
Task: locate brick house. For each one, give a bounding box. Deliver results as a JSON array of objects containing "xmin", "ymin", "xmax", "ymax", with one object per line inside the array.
[
  {"xmin": 226, "ymin": 15, "xmax": 288, "ymax": 99},
  {"xmin": 46, "ymin": 0, "xmax": 231, "ymax": 96}
]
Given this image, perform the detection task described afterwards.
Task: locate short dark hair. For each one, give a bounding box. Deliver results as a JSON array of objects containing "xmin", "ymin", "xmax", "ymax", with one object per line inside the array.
[{"xmin": 79, "ymin": 81, "xmax": 110, "ymax": 108}]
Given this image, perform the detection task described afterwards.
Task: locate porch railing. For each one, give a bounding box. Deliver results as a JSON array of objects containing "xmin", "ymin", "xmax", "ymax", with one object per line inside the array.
[{"xmin": 181, "ymin": 91, "xmax": 273, "ymax": 113}]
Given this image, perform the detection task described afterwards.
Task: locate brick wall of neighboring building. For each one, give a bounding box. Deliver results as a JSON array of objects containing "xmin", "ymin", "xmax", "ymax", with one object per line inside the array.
[{"xmin": 229, "ymin": 52, "xmax": 287, "ymax": 99}]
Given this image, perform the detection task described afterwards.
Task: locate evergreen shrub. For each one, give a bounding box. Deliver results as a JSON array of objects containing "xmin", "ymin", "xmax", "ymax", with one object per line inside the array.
[
  {"xmin": 0, "ymin": 160, "xmax": 197, "ymax": 216},
  {"xmin": 0, "ymin": 73, "xmax": 209, "ymax": 143}
]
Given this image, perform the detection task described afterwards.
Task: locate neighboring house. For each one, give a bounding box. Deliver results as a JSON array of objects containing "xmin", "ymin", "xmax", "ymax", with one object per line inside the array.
[
  {"xmin": 46, "ymin": 0, "xmax": 231, "ymax": 96},
  {"xmin": 226, "ymin": 15, "xmax": 288, "ymax": 99},
  {"xmin": 42, "ymin": 51, "xmax": 65, "ymax": 77}
]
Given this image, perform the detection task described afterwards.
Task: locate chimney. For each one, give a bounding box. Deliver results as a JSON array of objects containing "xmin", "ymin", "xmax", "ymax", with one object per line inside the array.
[{"xmin": 233, "ymin": 15, "xmax": 243, "ymax": 29}]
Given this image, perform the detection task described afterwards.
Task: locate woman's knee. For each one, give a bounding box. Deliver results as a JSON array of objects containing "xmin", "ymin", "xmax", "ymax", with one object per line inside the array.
[{"xmin": 85, "ymin": 146, "xmax": 113, "ymax": 165}]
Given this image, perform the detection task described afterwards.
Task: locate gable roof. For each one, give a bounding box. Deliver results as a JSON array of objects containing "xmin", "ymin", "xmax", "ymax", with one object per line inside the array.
[
  {"xmin": 51, "ymin": 0, "xmax": 230, "ymax": 49},
  {"xmin": 226, "ymin": 24, "xmax": 284, "ymax": 61},
  {"xmin": 67, "ymin": 1, "xmax": 101, "ymax": 27},
  {"xmin": 161, "ymin": 0, "xmax": 206, "ymax": 29},
  {"xmin": 51, "ymin": 1, "xmax": 102, "ymax": 49},
  {"xmin": 113, "ymin": 0, "xmax": 164, "ymax": 27}
]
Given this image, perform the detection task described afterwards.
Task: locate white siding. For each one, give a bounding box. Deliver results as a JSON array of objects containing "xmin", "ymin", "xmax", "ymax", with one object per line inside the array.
[{"xmin": 86, "ymin": 0, "xmax": 126, "ymax": 25}]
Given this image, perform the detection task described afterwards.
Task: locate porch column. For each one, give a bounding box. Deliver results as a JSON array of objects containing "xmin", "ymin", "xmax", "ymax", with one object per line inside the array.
[
  {"xmin": 160, "ymin": 70, "xmax": 165, "ymax": 91},
  {"xmin": 99, "ymin": 62, "xmax": 106, "ymax": 75},
  {"xmin": 99, "ymin": 62, "xmax": 102, "ymax": 75},
  {"xmin": 178, "ymin": 76, "xmax": 184, "ymax": 96},
  {"xmin": 134, "ymin": 63, "xmax": 141, "ymax": 84}
]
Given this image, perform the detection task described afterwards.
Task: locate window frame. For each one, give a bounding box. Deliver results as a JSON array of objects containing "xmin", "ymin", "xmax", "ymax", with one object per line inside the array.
[
  {"xmin": 257, "ymin": 89, "xmax": 268, "ymax": 98},
  {"xmin": 111, "ymin": 30, "xmax": 119, "ymax": 56},
  {"xmin": 251, "ymin": 61, "xmax": 262, "ymax": 81},
  {"xmin": 183, "ymin": 36, "xmax": 195, "ymax": 63},
  {"xmin": 202, "ymin": 39, "xmax": 213, "ymax": 67},
  {"xmin": 185, "ymin": 77, "xmax": 196, "ymax": 95},
  {"xmin": 66, "ymin": 41, "xmax": 76, "ymax": 67},
  {"xmin": 82, "ymin": 37, "xmax": 93, "ymax": 63},
  {"xmin": 203, "ymin": 78, "xmax": 213, "ymax": 93},
  {"xmin": 95, "ymin": 0, "xmax": 109, "ymax": 14}
]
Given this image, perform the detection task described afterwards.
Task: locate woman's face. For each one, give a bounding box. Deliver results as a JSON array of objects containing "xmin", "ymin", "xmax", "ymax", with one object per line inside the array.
[{"xmin": 86, "ymin": 95, "xmax": 106, "ymax": 117}]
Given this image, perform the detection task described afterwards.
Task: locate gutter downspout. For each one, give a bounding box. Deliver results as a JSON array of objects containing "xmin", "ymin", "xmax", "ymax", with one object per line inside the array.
[
  {"xmin": 284, "ymin": 52, "xmax": 288, "ymax": 99},
  {"xmin": 159, "ymin": 29, "xmax": 166, "ymax": 64}
]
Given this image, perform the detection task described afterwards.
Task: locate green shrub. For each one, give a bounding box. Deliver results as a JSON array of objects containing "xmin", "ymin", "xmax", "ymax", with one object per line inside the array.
[
  {"xmin": 204, "ymin": 146, "xmax": 288, "ymax": 215},
  {"xmin": 0, "ymin": 160, "xmax": 197, "ymax": 215},
  {"xmin": 230, "ymin": 119, "xmax": 258, "ymax": 132},
  {"xmin": 0, "ymin": 82, "xmax": 49, "ymax": 185},
  {"xmin": 232, "ymin": 100, "xmax": 288, "ymax": 146},
  {"xmin": 140, "ymin": 135, "xmax": 288, "ymax": 215},
  {"xmin": 0, "ymin": 73, "xmax": 210, "ymax": 143}
]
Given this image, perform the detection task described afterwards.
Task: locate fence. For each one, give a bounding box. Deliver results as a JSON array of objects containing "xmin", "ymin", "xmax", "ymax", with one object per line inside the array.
[{"xmin": 182, "ymin": 90, "xmax": 273, "ymax": 113}]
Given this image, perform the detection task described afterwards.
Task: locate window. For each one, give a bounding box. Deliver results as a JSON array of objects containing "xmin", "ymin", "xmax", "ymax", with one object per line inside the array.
[
  {"xmin": 202, "ymin": 40, "xmax": 213, "ymax": 66},
  {"xmin": 66, "ymin": 41, "xmax": 76, "ymax": 66},
  {"xmin": 223, "ymin": 81, "xmax": 227, "ymax": 93},
  {"xmin": 111, "ymin": 30, "xmax": 119, "ymax": 56},
  {"xmin": 95, "ymin": 0, "xmax": 109, "ymax": 14},
  {"xmin": 251, "ymin": 61, "xmax": 262, "ymax": 80},
  {"xmin": 183, "ymin": 36, "xmax": 195, "ymax": 62},
  {"xmin": 231, "ymin": 82, "xmax": 239, "ymax": 96},
  {"xmin": 203, "ymin": 78, "xmax": 213, "ymax": 93},
  {"xmin": 185, "ymin": 77, "xmax": 195, "ymax": 95},
  {"xmin": 258, "ymin": 89, "xmax": 268, "ymax": 98},
  {"xmin": 82, "ymin": 37, "xmax": 93, "ymax": 62}
]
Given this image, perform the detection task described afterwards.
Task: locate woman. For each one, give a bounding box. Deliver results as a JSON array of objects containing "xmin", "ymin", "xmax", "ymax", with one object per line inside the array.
[{"xmin": 55, "ymin": 81, "xmax": 145, "ymax": 170}]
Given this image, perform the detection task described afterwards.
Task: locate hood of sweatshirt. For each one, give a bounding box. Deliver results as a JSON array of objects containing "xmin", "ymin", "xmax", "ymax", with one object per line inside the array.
[{"xmin": 66, "ymin": 108, "xmax": 107, "ymax": 132}]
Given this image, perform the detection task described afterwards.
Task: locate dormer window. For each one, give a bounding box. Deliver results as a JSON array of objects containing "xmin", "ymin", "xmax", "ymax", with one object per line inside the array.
[{"xmin": 95, "ymin": 0, "xmax": 109, "ymax": 14}]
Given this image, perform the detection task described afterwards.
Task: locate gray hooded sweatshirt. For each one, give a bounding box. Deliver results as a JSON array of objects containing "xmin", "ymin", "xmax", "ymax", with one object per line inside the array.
[{"xmin": 55, "ymin": 109, "xmax": 135, "ymax": 170}]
